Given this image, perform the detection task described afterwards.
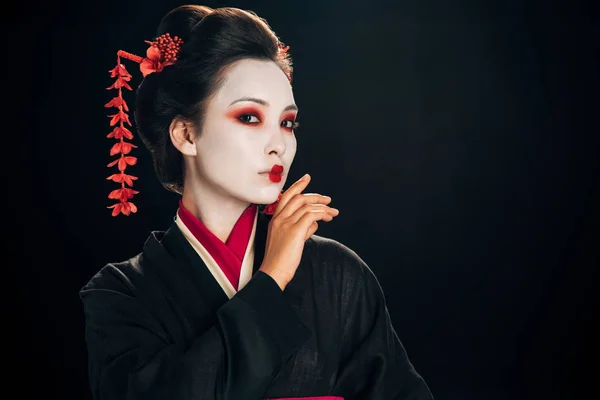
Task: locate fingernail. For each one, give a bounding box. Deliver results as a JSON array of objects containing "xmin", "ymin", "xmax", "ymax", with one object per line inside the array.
[{"xmin": 301, "ymin": 174, "xmax": 310, "ymax": 180}]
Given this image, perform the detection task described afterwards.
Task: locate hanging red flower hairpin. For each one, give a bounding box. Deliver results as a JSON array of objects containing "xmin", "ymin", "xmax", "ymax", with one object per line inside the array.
[
  {"xmin": 140, "ymin": 33, "xmax": 184, "ymax": 77},
  {"xmin": 104, "ymin": 33, "xmax": 184, "ymax": 216}
]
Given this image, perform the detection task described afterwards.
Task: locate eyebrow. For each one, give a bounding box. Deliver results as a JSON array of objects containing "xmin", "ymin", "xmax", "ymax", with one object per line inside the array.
[{"xmin": 229, "ymin": 97, "xmax": 298, "ymax": 112}]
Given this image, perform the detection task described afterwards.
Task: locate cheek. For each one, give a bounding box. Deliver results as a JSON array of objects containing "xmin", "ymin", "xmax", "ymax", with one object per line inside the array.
[
  {"xmin": 197, "ymin": 124, "xmax": 244, "ymax": 159},
  {"xmin": 284, "ymin": 136, "xmax": 297, "ymax": 162},
  {"xmin": 197, "ymin": 137, "xmax": 260, "ymax": 176}
]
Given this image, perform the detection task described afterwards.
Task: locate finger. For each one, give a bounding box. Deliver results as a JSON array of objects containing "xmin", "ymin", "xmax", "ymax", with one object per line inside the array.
[
  {"xmin": 274, "ymin": 174, "xmax": 311, "ymax": 217},
  {"xmin": 290, "ymin": 203, "xmax": 338, "ymax": 224},
  {"xmin": 278, "ymin": 194, "xmax": 332, "ymax": 219},
  {"xmin": 305, "ymin": 221, "xmax": 319, "ymax": 240},
  {"xmin": 296, "ymin": 210, "xmax": 334, "ymax": 234}
]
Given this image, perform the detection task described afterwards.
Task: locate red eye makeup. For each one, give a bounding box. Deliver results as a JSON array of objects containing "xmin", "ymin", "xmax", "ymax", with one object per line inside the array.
[
  {"xmin": 226, "ymin": 106, "xmax": 298, "ymax": 131},
  {"xmin": 280, "ymin": 111, "xmax": 299, "ymax": 132},
  {"xmin": 226, "ymin": 107, "xmax": 265, "ymax": 126}
]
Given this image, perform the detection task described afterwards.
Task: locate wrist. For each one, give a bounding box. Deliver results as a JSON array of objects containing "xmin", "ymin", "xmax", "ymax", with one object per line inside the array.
[{"xmin": 259, "ymin": 265, "xmax": 290, "ymax": 291}]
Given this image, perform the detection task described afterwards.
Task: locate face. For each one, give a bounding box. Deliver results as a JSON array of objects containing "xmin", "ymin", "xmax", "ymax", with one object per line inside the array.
[{"xmin": 192, "ymin": 59, "xmax": 298, "ymax": 206}]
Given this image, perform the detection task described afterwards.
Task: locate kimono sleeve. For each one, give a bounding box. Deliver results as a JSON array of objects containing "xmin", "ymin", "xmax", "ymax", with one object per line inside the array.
[
  {"xmin": 80, "ymin": 267, "xmax": 311, "ymax": 400},
  {"xmin": 332, "ymin": 247, "xmax": 434, "ymax": 400}
]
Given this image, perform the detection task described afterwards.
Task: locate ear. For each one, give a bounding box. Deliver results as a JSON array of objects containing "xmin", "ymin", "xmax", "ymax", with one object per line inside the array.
[{"xmin": 169, "ymin": 118, "xmax": 198, "ymax": 156}]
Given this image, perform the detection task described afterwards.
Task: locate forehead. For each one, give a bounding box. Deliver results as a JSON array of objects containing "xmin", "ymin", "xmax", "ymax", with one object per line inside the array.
[{"xmin": 213, "ymin": 59, "xmax": 294, "ymax": 107}]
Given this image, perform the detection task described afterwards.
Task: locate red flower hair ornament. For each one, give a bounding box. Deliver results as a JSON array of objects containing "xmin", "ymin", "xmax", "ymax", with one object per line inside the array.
[
  {"xmin": 262, "ymin": 191, "xmax": 283, "ymax": 215},
  {"xmin": 105, "ymin": 35, "xmax": 290, "ymax": 216}
]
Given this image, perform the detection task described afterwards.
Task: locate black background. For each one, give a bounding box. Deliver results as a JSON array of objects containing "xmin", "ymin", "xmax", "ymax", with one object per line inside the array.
[{"xmin": 4, "ymin": 0, "xmax": 598, "ymax": 398}]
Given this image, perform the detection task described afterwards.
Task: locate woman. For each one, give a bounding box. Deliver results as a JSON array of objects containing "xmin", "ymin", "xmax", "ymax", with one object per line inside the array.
[{"xmin": 80, "ymin": 5, "xmax": 434, "ymax": 400}]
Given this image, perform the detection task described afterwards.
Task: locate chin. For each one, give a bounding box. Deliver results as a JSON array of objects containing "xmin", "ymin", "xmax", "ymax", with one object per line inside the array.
[{"xmin": 251, "ymin": 185, "xmax": 283, "ymax": 205}]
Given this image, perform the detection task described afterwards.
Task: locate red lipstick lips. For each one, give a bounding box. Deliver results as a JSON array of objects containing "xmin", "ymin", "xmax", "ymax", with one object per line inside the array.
[{"xmin": 268, "ymin": 164, "xmax": 284, "ymax": 183}]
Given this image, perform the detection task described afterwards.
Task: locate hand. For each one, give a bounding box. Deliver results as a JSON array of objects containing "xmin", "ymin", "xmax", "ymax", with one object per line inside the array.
[{"xmin": 259, "ymin": 174, "xmax": 339, "ymax": 290}]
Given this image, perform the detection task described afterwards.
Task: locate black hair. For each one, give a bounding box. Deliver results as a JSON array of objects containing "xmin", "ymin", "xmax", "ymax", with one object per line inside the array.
[{"xmin": 134, "ymin": 5, "xmax": 293, "ymax": 194}]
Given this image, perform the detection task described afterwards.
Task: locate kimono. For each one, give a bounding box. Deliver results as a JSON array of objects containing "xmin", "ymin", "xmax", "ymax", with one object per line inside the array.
[{"xmin": 79, "ymin": 200, "xmax": 434, "ymax": 400}]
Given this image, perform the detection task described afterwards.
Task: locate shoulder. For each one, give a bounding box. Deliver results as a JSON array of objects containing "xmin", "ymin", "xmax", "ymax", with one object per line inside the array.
[
  {"xmin": 305, "ymin": 235, "xmax": 388, "ymax": 318},
  {"xmin": 306, "ymin": 234, "xmax": 362, "ymax": 263},
  {"xmin": 78, "ymin": 251, "xmax": 161, "ymax": 324},
  {"xmin": 79, "ymin": 227, "xmax": 169, "ymax": 298},
  {"xmin": 305, "ymin": 234, "xmax": 379, "ymax": 286},
  {"xmin": 79, "ymin": 252, "xmax": 146, "ymax": 298}
]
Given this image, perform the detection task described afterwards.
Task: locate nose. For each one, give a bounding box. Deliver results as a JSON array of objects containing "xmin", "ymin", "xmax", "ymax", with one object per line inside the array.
[{"xmin": 264, "ymin": 127, "xmax": 286, "ymax": 157}]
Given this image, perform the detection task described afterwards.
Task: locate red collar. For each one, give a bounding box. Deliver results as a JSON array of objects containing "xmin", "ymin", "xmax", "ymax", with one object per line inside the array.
[{"xmin": 177, "ymin": 199, "xmax": 257, "ymax": 290}]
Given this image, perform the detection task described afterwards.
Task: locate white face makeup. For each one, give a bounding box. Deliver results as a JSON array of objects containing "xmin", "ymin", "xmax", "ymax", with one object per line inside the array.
[{"xmin": 192, "ymin": 59, "xmax": 298, "ymax": 206}]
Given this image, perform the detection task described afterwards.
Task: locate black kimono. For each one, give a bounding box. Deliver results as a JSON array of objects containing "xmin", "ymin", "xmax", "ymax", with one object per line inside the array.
[{"xmin": 80, "ymin": 210, "xmax": 434, "ymax": 399}]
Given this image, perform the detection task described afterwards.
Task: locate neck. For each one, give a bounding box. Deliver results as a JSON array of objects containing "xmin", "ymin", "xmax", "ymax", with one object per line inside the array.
[{"xmin": 181, "ymin": 182, "xmax": 251, "ymax": 243}]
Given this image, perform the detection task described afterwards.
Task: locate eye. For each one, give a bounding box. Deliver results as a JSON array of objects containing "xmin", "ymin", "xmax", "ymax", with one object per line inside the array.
[
  {"xmin": 238, "ymin": 114, "xmax": 260, "ymax": 124},
  {"xmin": 281, "ymin": 120, "xmax": 300, "ymax": 130}
]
